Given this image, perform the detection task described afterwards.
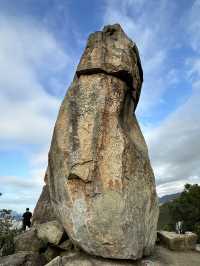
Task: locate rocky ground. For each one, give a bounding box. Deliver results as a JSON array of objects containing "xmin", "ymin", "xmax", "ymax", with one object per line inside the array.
[
  {"xmin": 1, "ymin": 243, "xmax": 200, "ymax": 266},
  {"xmin": 0, "ymin": 221, "xmax": 199, "ymax": 265},
  {"xmin": 150, "ymin": 245, "xmax": 200, "ymax": 266}
]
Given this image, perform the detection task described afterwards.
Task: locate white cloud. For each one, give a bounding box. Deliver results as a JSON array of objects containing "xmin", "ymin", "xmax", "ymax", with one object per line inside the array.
[
  {"xmin": 0, "ymin": 174, "xmax": 43, "ymax": 212},
  {"xmin": 157, "ymin": 176, "xmax": 200, "ymax": 197},
  {"xmin": 186, "ymin": 0, "xmax": 200, "ymax": 52},
  {"xmin": 144, "ymin": 86, "xmax": 200, "ymax": 196},
  {"xmin": 0, "ymin": 15, "xmax": 71, "ymax": 211},
  {"xmin": 0, "ymin": 15, "xmax": 69, "ymax": 146}
]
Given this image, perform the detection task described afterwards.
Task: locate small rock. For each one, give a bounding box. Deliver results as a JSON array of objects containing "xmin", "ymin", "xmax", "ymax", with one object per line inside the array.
[
  {"xmin": 36, "ymin": 220, "xmax": 64, "ymax": 245},
  {"xmin": 58, "ymin": 240, "xmax": 73, "ymax": 251},
  {"xmin": 59, "ymin": 249, "xmax": 78, "ymax": 258},
  {"xmin": 44, "ymin": 246, "xmax": 61, "ymax": 263},
  {"xmin": 44, "ymin": 252, "xmax": 146, "ymax": 266},
  {"xmin": 195, "ymin": 244, "xmax": 200, "ymax": 252},
  {"xmin": 14, "ymin": 229, "xmax": 45, "ymax": 253},
  {"xmin": 0, "ymin": 251, "xmax": 46, "ymax": 266},
  {"xmin": 45, "ymin": 256, "xmax": 62, "ymax": 266},
  {"xmin": 158, "ymin": 231, "xmax": 198, "ymax": 251}
]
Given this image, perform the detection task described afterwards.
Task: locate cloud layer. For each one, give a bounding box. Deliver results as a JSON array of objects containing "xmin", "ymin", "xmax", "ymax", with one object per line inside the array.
[
  {"xmin": 0, "ymin": 15, "xmax": 69, "ymax": 211},
  {"xmin": 0, "ymin": 16, "xmax": 68, "ymax": 146}
]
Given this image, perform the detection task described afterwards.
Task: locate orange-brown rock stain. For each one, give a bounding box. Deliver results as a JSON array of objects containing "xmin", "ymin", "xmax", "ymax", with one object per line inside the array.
[
  {"xmin": 65, "ymin": 179, "xmax": 87, "ymax": 202},
  {"xmin": 107, "ymin": 178, "xmax": 122, "ymax": 192}
]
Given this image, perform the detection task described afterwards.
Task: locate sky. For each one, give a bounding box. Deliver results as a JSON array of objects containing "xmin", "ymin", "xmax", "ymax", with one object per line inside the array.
[{"xmin": 0, "ymin": 0, "xmax": 200, "ymax": 212}]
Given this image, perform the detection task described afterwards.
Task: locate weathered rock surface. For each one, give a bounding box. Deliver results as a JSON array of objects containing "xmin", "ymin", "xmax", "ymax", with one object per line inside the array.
[
  {"xmin": 42, "ymin": 23, "xmax": 159, "ymax": 259},
  {"xmin": 44, "ymin": 252, "xmax": 145, "ymax": 266},
  {"xmin": 32, "ymin": 181, "xmax": 56, "ymax": 225},
  {"xmin": 76, "ymin": 24, "xmax": 143, "ymax": 110},
  {"xmin": 44, "ymin": 246, "xmax": 61, "ymax": 263},
  {"xmin": 44, "ymin": 246, "xmax": 200, "ymax": 266},
  {"xmin": 0, "ymin": 251, "xmax": 46, "ymax": 266},
  {"xmin": 36, "ymin": 220, "xmax": 64, "ymax": 245},
  {"xmin": 158, "ymin": 231, "xmax": 198, "ymax": 251},
  {"xmin": 59, "ymin": 240, "xmax": 73, "ymax": 251},
  {"xmin": 14, "ymin": 229, "xmax": 45, "ymax": 253},
  {"xmin": 46, "ymin": 246, "xmax": 200, "ymax": 266}
]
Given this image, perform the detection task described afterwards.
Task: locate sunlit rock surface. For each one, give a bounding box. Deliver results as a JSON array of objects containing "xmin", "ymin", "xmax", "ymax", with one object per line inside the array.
[{"xmin": 36, "ymin": 24, "xmax": 159, "ymax": 260}]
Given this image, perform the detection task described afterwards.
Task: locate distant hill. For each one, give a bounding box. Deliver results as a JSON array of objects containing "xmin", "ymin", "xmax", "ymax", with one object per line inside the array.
[{"xmin": 159, "ymin": 192, "xmax": 181, "ymax": 204}]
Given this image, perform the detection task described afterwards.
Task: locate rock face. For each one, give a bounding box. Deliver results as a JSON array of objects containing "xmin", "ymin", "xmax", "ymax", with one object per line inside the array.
[
  {"xmin": 36, "ymin": 220, "xmax": 64, "ymax": 245},
  {"xmin": 158, "ymin": 231, "xmax": 198, "ymax": 251},
  {"xmin": 42, "ymin": 24, "xmax": 159, "ymax": 260},
  {"xmin": 32, "ymin": 181, "xmax": 56, "ymax": 225}
]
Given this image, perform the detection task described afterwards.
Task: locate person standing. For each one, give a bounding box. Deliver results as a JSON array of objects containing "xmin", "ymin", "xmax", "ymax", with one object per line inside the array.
[
  {"xmin": 176, "ymin": 220, "xmax": 183, "ymax": 234},
  {"xmin": 22, "ymin": 208, "xmax": 32, "ymax": 231}
]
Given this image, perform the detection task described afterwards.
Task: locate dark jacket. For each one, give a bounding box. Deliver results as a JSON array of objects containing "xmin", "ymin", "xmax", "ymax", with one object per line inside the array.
[{"xmin": 23, "ymin": 211, "xmax": 32, "ymax": 223}]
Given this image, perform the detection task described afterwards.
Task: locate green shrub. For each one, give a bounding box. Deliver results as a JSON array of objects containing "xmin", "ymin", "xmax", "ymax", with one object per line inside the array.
[
  {"xmin": 0, "ymin": 209, "xmax": 21, "ymax": 256},
  {"xmin": 194, "ymin": 223, "xmax": 200, "ymax": 243},
  {"xmin": 0, "ymin": 231, "xmax": 15, "ymax": 256},
  {"xmin": 158, "ymin": 184, "xmax": 200, "ymax": 243},
  {"xmin": 162, "ymin": 224, "xmax": 174, "ymax": 231}
]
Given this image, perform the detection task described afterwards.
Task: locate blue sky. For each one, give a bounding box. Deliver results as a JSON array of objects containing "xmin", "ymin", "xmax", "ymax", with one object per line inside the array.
[{"xmin": 0, "ymin": 0, "xmax": 200, "ymax": 212}]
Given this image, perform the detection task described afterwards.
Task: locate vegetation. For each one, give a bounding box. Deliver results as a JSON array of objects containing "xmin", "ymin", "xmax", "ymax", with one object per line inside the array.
[
  {"xmin": 0, "ymin": 209, "xmax": 20, "ymax": 256},
  {"xmin": 158, "ymin": 183, "xmax": 200, "ymax": 242},
  {"xmin": 0, "ymin": 194, "xmax": 22, "ymax": 256}
]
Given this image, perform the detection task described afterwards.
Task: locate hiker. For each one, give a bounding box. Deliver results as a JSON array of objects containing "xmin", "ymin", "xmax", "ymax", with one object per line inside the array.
[
  {"xmin": 176, "ymin": 220, "xmax": 183, "ymax": 234},
  {"xmin": 22, "ymin": 208, "xmax": 32, "ymax": 231}
]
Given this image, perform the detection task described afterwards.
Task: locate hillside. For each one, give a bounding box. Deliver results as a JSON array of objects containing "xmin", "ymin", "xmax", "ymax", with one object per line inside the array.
[{"xmin": 159, "ymin": 192, "xmax": 181, "ymax": 204}]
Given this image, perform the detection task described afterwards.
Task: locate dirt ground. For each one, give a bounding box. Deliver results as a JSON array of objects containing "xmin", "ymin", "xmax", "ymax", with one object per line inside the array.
[{"xmin": 147, "ymin": 245, "xmax": 200, "ymax": 266}]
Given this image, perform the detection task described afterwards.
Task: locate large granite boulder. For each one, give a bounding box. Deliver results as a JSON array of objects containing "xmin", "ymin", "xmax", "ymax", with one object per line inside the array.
[{"xmin": 41, "ymin": 24, "xmax": 159, "ymax": 260}]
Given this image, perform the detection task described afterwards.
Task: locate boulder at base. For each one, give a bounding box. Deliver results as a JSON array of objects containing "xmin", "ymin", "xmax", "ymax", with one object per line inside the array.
[
  {"xmin": 158, "ymin": 231, "xmax": 198, "ymax": 251},
  {"xmin": 36, "ymin": 220, "xmax": 65, "ymax": 245},
  {"xmin": 44, "ymin": 246, "xmax": 200, "ymax": 266},
  {"xmin": 38, "ymin": 23, "xmax": 159, "ymax": 260},
  {"xmin": 14, "ymin": 229, "xmax": 45, "ymax": 253},
  {"xmin": 44, "ymin": 252, "xmax": 146, "ymax": 266},
  {"xmin": 0, "ymin": 251, "xmax": 46, "ymax": 266}
]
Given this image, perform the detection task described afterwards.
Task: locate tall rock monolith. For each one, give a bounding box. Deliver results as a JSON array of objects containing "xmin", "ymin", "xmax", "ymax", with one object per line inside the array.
[{"xmin": 36, "ymin": 24, "xmax": 159, "ymax": 260}]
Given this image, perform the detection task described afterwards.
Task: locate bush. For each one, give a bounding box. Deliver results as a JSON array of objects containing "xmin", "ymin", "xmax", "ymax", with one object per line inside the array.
[
  {"xmin": 194, "ymin": 223, "xmax": 200, "ymax": 243},
  {"xmin": 158, "ymin": 184, "xmax": 200, "ymax": 242},
  {"xmin": 162, "ymin": 224, "xmax": 174, "ymax": 231},
  {"xmin": 169, "ymin": 184, "xmax": 200, "ymax": 240},
  {"xmin": 0, "ymin": 231, "xmax": 15, "ymax": 256},
  {"xmin": 0, "ymin": 209, "xmax": 21, "ymax": 256}
]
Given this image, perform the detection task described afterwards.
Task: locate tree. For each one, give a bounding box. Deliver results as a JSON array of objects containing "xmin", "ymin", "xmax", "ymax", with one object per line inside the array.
[
  {"xmin": 169, "ymin": 183, "xmax": 200, "ymax": 241},
  {"xmin": 0, "ymin": 209, "xmax": 21, "ymax": 256}
]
